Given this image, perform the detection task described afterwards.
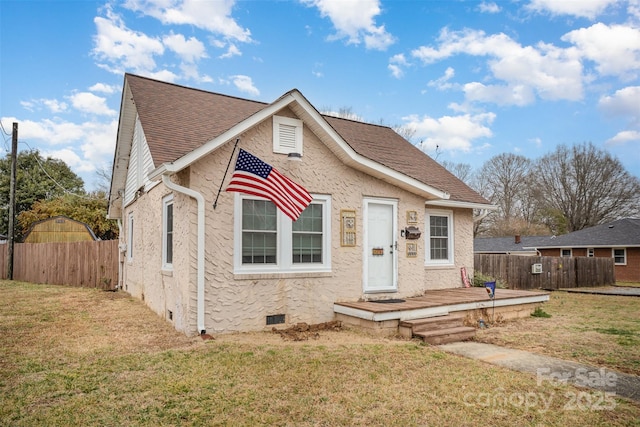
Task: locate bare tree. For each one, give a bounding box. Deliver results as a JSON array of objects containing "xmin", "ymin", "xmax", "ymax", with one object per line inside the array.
[
  {"xmin": 534, "ymin": 142, "xmax": 640, "ymax": 232},
  {"xmin": 476, "ymin": 153, "xmax": 532, "ymax": 220},
  {"xmin": 439, "ymin": 160, "xmax": 474, "ymax": 184}
]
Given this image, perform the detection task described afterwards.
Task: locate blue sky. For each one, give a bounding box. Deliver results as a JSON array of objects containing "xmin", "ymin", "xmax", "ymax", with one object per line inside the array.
[{"xmin": 1, "ymin": 0, "xmax": 639, "ymax": 190}]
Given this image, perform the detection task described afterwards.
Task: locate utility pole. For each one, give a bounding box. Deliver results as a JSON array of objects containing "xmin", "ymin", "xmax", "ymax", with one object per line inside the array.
[{"xmin": 7, "ymin": 122, "xmax": 17, "ymax": 280}]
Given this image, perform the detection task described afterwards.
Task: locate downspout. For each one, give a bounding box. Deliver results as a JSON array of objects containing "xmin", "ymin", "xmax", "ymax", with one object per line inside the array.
[
  {"xmin": 117, "ymin": 190, "xmax": 126, "ymax": 291},
  {"xmin": 162, "ymin": 174, "xmax": 206, "ymax": 335},
  {"xmin": 117, "ymin": 218, "xmax": 124, "ymax": 290}
]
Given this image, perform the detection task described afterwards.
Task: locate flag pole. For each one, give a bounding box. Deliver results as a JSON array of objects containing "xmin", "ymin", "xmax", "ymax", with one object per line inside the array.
[{"xmin": 213, "ymin": 138, "xmax": 240, "ymax": 209}]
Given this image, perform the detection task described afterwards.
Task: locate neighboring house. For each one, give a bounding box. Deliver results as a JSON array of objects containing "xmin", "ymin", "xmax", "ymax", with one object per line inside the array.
[
  {"xmin": 474, "ymin": 235, "xmax": 552, "ymax": 256},
  {"xmin": 22, "ymin": 215, "xmax": 97, "ymax": 243},
  {"xmin": 0, "ymin": 234, "xmax": 6, "ymax": 244},
  {"xmin": 107, "ymin": 74, "xmax": 493, "ymax": 336},
  {"xmin": 524, "ymin": 218, "xmax": 640, "ymax": 282}
]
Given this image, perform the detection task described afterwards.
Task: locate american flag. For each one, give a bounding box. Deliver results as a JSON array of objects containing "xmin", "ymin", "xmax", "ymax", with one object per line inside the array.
[{"xmin": 226, "ymin": 149, "xmax": 312, "ymax": 221}]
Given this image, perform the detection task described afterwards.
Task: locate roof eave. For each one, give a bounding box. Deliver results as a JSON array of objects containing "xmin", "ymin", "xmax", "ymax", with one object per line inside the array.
[
  {"xmin": 425, "ymin": 199, "xmax": 498, "ymax": 210},
  {"xmin": 107, "ymin": 77, "xmax": 136, "ymax": 219}
]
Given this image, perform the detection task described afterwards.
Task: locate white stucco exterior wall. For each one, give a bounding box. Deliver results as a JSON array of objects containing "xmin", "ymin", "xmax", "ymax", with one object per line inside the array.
[{"xmin": 122, "ymin": 107, "xmax": 477, "ymax": 335}]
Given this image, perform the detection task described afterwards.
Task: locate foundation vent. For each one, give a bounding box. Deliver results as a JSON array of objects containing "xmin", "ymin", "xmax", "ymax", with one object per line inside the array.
[{"xmin": 266, "ymin": 314, "xmax": 286, "ymax": 325}]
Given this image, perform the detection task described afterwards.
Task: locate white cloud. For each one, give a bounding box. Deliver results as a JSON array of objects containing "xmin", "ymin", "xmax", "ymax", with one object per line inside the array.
[
  {"xmin": 605, "ymin": 130, "xmax": 640, "ymax": 146},
  {"xmin": 1, "ymin": 116, "xmax": 118, "ymax": 182},
  {"xmin": 528, "ymin": 137, "xmax": 543, "ymax": 148},
  {"xmin": 92, "ymin": 7, "xmax": 164, "ymax": 74},
  {"xmin": 526, "ymin": 0, "xmax": 617, "ymax": 19},
  {"xmin": 219, "ymin": 43, "xmax": 241, "ymax": 59},
  {"xmin": 411, "ymin": 28, "xmax": 584, "ymax": 105},
  {"xmin": 230, "ymin": 75, "xmax": 259, "ymax": 96},
  {"xmin": 463, "ymin": 82, "xmax": 536, "ymax": 106},
  {"xmin": 599, "ymin": 86, "xmax": 640, "ymax": 122},
  {"xmin": 20, "ymin": 99, "xmax": 68, "ymax": 114},
  {"xmin": 68, "ymin": 92, "xmax": 117, "ymax": 116},
  {"xmin": 43, "ymin": 148, "xmax": 97, "ymax": 173},
  {"xmin": 402, "ymin": 112, "xmax": 496, "ymax": 152},
  {"xmin": 89, "ymin": 83, "xmax": 120, "ymax": 94},
  {"xmin": 562, "ymin": 23, "xmax": 640, "ymax": 80},
  {"xmin": 8, "ymin": 118, "xmax": 116, "ymax": 147},
  {"xmin": 478, "ymin": 2, "xmax": 501, "ymax": 14},
  {"xmin": 124, "ymin": 0, "xmax": 252, "ymax": 42},
  {"xmin": 163, "ymin": 32, "xmax": 207, "ymax": 63},
  {"xmin": 388, "ymin": 53, "xmax": 408, "ymax": 78},
  {"xmin": 428, "ymin": 67, "xmax": 456, "ymax": 90},
  {"xmin": 302, "ymin": 0, "xmax": 395, "ymax": 50}
]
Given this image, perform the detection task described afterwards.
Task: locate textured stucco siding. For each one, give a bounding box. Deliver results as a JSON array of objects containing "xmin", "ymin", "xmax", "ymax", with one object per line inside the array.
[
  {"xmin": 123, "ymin": 178, "xmax": 195, "ymax": 335},
  {"xmin": 122, "ymin": 108, "xmax": 476, "ymax": 335}
]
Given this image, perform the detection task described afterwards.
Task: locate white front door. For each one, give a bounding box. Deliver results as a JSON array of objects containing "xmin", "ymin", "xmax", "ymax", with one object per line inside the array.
[{"xmin": 363, "ymin": 198, "xmax": 397, "ymax": 293}]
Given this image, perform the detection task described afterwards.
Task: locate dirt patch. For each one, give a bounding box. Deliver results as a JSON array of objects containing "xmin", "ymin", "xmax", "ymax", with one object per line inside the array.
[{"xmin": 271, "ymin": 320, "xmax": 343, "ymax": 341}]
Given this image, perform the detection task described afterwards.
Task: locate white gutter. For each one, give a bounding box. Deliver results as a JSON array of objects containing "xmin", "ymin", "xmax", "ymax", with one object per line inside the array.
[{"xmin": 162, "ymin": 174, "xmax": 206, "ymax": 335}]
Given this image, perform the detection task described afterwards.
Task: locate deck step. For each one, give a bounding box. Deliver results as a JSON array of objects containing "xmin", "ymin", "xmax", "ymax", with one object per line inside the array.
[
  {"xmin": 399, "ymin": 313, "xmax": 476, "ymax": 344},
  {"xmin": 414, "ymin": 326, "xmax": 477, "ymax": 345},
  {"xmin": 400, "ymin": 314, "xmax": 466, "ymax": 332}
]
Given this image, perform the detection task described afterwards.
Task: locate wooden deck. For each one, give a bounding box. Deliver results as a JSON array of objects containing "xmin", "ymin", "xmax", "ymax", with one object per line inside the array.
[{"xmin": 334, "ymin": 287, "xmax": 549, "ymax": 323}]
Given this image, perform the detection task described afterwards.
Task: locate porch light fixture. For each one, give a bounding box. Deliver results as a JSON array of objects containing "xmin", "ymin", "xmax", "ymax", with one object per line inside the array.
[{"xmin": 287, "ymin": 152, "xmax": 302, "ymax": 161}]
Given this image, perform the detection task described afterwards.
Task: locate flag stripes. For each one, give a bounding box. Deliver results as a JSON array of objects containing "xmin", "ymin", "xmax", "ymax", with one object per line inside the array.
[{"xmin": 226, "ymin": 149, "xmax": 312, "ymax": 221}]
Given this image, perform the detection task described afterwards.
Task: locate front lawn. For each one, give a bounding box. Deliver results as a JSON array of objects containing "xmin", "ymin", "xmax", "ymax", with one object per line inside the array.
[{"xmin": 1, "ymin": 281, "xmax": 639, "ymax": 426}]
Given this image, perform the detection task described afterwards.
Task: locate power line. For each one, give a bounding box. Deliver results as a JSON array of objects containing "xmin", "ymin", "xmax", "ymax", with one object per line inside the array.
[
  {"xmin": 0, "ymin": 120, "xmax": 12, "ymax": 136},
  {"xmin": 17, "ymin": 140, "xmax": 98, "ymax": 200}
]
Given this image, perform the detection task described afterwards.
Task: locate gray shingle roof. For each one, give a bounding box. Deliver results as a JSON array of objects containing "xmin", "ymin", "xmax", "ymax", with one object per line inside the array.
[
  {"xmin": 125, "ymin": 74, "xmax": 489, "ymax": 205},
  {"xmin": 474, "ymin": 236, "xmax": 553, "ymax": 253},
  {"xmin": 530, "ymin": 218, "xmax": 640, "ymax": 248}
]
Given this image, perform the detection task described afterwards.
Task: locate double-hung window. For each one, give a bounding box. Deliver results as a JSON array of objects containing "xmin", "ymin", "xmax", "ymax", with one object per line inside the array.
[
  {"xmin": 162, "ymin": 194, "xmax": 174, "ymax": 270},
  {"xmin": 613, "ymin": 248, "xmax": 626, "ymax": 265},
  {"xmin": 235, "ymin": 194, "xmax": 331, "ymax": 273},
  {"xmin": 425, "ymin": 210, "xmax": 454, "ymax": 266},
  {"xmin": 241, "ymin": 199, "xmax": 277, "ymax": 264}
]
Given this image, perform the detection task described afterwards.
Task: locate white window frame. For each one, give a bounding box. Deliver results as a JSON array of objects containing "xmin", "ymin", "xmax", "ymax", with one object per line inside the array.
[
  {"xmin": 273, "ymin": 116, "xmax": 303, "ymax": 155},
  {"xmin": 587, "ymin": 248, "xmax": 594, "ymax": 257},
  {"xmin": 127, "ymin": 212, "xmax": 134, "ymax": 262},
  {"xmin": 612, "ymin": 248, "xmax": 626, "ymax": 265},
  {"xmin": 425, "ymin": 209, "xmax": 454, "ymax": 266},
  {"xmin": 162, "ymin": 194, "xmax": 174, "ymax": 270},
  {"xmin": 561, "ymin": 248, "xmax": 572, "ymax": 257},
  {"xmin": 233, "ymin": 193, "xmax": 331, "ymax": 274}
]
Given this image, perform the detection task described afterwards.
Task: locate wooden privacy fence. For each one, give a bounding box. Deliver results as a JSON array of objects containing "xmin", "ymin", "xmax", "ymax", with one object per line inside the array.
[
  {"xmin": 474, "ymin": 254, "xmax": 615, "ymax": 290},
  {"xmin": 0, "ymin": 240, "xmax": 118, "ymax": 290}
]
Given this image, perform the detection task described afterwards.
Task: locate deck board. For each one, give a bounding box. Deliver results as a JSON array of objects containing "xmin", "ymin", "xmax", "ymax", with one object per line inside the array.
[{"xmin": 334, "ymin": 287, "xmax": 549, "ymax": 314}]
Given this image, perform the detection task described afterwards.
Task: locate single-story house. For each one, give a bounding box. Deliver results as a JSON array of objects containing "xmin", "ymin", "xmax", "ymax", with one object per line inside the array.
[
  {"xmin": 107, "ymin": 74, "xmax": 493, "ymax": 336},
  {"xmin": 22, "ymin": 215, "xmax": 97, "ymax": 243},
  {"xmin": 474, "ymin": 235, "xmax": 552, "ymax": 256},
  {"xmin": 524, "ymin": 218, "xmax": 640, "ymax": 282}
]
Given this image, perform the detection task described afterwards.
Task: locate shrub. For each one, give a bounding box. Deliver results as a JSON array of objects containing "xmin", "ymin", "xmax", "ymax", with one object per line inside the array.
[
  {"xmin": 473, "ymin": 272, "xmax": 507, "ymax": 289},
  {"xmin": 531, "ymin": 307, "xmax": 551, "ymax": 318}
]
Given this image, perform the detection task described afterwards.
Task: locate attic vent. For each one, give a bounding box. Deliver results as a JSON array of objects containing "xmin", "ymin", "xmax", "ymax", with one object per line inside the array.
[
  {"xmin": 279, "ymin": 124, "xmax": 297, "ymax": 150},
  {"xmin": 266, "ymin": 314, "xmax": 286, "ymax": 325},
  {"xmin": 56, "ymin": 218, "xmax": 66, "ymax": 223},
  {"xmin": 273, "ymin": 116, "xmax": 302, "ymax": 155}
]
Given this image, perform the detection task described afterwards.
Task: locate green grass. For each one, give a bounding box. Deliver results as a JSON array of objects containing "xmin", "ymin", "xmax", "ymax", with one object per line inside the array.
[
  {"xmin": 1, "ymin": 281, "xmax": 639, "ymax": 426},
  {"xmin": 531, "ymin": 307, "xmax": 552, "ymax": 318}
]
